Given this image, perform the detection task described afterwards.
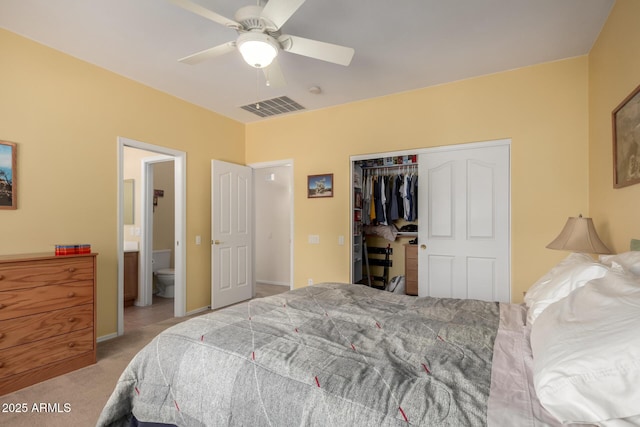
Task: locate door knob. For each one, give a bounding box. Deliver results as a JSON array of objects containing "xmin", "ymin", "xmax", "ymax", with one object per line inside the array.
[
  {"xmin": 213, "ymin": 240, "xmax": 223, "ymax": 245},
  {"xmin": 420, "ymin": 244, "xmax": 427, "ymax": 250}
]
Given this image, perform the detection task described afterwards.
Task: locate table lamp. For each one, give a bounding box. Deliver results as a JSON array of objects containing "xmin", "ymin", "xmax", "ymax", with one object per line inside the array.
[{"xmin": 546, "ymin": 214, "xmax": 611, "ymax": 254}]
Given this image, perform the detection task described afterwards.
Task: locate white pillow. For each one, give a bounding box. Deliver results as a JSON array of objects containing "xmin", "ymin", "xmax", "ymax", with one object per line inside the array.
[
  {"xmin": 599, "ymin": 251, "xmax": 640, "ymax": 276},
  {"xmin": 531, "ymin": 271, "xmax": 640, "ymax": 425},
  {"xmin": 524, "ymin": 252, "xmax": 608, "ymax": 325}
]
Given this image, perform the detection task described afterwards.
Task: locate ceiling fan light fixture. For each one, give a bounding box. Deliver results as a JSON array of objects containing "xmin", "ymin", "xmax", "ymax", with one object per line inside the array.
[{"xmin": 237, "ymin": 32, "xmax": 279, "ymax": 68}]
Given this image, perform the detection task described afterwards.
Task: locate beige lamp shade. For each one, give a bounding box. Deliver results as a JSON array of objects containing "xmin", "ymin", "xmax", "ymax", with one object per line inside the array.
[{"xmin": 546, "ymin": 215, "xmax": 612, "ymax": 254}]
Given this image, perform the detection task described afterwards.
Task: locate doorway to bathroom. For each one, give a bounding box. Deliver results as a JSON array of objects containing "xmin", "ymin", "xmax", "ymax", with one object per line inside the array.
[{"xmin": 117, "ymin": 137, "xmax": 186, "ymax": 336}]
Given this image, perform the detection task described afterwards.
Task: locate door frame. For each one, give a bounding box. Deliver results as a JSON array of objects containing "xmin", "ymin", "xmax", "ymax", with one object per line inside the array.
[
  {"xmin": 349, "ymin": 139, "xmax": 511, "ymax": 293},
  {"xmin": 248, "ymin": 159, "xmax": 295, "ymax": 292},
  {"xmin": 117, "ymin": 137, "xmax": 187, "ymax": 337},
  {"xmin": 140, "ymin": 155, "xmax": 176, "ymax": 307},
  {"xmin": 349, "ymin": 148, "xmax": 418, "ymax": 283}
]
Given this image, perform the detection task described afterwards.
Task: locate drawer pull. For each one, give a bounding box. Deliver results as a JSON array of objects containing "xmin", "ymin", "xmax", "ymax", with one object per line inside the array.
[
  {"xmin": 68, "ymin": 317, "xmax": 76, "ymax": 323},
  {"xmin": 67, "ymin": 292, "xmax": 76, "ymax": 298},
  {"xmin": 0, "ymin": 361, "xmax": 4, "ymax": 368},
  {"xmin": 0, "ymin": 274, "xmax": 4, "ymax": 280},
  {"xmin": 67, "ymin": 267, "xmax": 76, "ymax": 273},
  {"xmin": 0, "ymin": 332, "xmax": 4, "ymax": 339},
  {"xmin": 68, "ymin": 342, "xmax": 75, "ymax": 348}
]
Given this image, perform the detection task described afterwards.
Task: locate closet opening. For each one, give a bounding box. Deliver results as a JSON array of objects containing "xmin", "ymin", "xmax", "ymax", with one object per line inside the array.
[
  {"xmin": 351, "ymin": 152, "xmax": 419, "ymax": 296},
  {"xmin": 352, "ymin": 140, "xmax": 511, "ymax": 302}
]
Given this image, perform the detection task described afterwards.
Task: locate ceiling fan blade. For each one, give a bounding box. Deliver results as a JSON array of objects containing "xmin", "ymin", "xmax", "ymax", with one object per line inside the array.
[
  {"xmin": 262, "ymin": 59, "xmax": 286, "ymax": 88},
  {"xmin": 178, "ymin": 42, "xmax": 236, "ymax": 65},
  {"xmin": 168, "ymin": 0, "xmax": 241, "ymax": 29},
  {"xmin": 280, "ymin": 35, "xmax": 354, "ymax": 66},
  {"xmin": 261, "ymin": 0, "xmax": 306, "ymax": 30}
]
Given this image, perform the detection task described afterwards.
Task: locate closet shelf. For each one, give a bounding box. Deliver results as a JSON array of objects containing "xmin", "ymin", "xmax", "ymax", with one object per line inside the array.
[{"xmin": 361, "ymin": 164, "xmax": 418, "ymax": 172}]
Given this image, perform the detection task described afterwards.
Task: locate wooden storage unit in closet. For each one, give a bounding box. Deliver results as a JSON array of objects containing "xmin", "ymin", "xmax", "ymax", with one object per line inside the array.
[
  {"xmin": 0, "ymin": 252, "xmax": 97, "ymax": 395},
  {"xmin": 404, "ymin": 244, "xmax": 418, "ymax": 295}
]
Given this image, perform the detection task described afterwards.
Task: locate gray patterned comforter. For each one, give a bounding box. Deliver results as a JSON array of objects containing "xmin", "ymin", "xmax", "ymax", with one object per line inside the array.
[{"xmin": 97, "ymin": 283, "xmax": 552, "ymax": 426}]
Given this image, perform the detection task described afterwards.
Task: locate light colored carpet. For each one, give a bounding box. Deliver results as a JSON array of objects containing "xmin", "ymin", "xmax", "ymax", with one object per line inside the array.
[{"xmin": 0, "ymin": 283, "xmax": 289, "ymax": 426}]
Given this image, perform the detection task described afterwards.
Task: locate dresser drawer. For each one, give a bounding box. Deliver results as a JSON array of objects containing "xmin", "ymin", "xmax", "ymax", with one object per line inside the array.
[
  {"xmin": 0, "ymin": 304, "xmax": 93, "ymax": 350},
  {"xmin": 0, "ymin": 281, "xmax": 93, "ymax": 321},
  {"xmin": 0, "ymin": 257, "xmax": 94, "ymax": 292},
  {"xmin": 0, "ymin": 329, "xmax": 93, "ymax": 379}
]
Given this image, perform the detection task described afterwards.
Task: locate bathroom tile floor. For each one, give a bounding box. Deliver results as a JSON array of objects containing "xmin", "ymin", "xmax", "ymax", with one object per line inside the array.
[
  {"xmin": 124, "ymin": 283, "xmax": 290, "ymax": 332},
  {"xmin": 124, "ymin": 295, "xmax": 174, "ymax": 332}
]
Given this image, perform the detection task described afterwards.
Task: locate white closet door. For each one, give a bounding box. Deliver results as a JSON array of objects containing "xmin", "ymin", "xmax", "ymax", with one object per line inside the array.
[{"xmin": 418, "ymin": 142, "xmax": 510, "ymax": 302}]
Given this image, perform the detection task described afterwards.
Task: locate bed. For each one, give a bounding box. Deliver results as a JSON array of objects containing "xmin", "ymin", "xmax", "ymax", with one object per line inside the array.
[{"xmin": 97, "ymin": 252, "xmax": 640, "ymax": 427}]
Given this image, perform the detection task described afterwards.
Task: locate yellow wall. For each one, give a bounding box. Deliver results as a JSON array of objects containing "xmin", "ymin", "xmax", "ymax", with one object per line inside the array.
[
  {"xmin": 2, "ymin": 0, "xmax": 634, "ymax": 339},
  {"xmin": 246, "ymin": 57, "xmax": 591, "ymax": 301},
  {"xmin": 589, "ymin": 0, "xmax": 640, "ymax": 252},
  {"xmin": 0, "ymin": 29, "xmax": 245, "ymax": 338}
]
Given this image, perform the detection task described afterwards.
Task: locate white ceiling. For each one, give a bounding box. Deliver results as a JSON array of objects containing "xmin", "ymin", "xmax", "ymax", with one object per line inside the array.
[{"xmin": 0, "ymin": 0, "xmax": 614, "ymax": 124}]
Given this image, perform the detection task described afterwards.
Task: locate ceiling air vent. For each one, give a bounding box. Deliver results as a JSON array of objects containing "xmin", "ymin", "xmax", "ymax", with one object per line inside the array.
[{"xmin": 240, "ymin": 96, "xmax": 305, "ymax": 118}]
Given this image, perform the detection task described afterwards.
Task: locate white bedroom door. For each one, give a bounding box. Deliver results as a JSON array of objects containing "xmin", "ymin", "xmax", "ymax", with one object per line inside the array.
[
  {"xmin": 211, "ymin": 160, "xmax": 253, "ymax": 309},
  {"xmin": 418, "ymin": 141, "xmax": 510, "ymax": 302}
]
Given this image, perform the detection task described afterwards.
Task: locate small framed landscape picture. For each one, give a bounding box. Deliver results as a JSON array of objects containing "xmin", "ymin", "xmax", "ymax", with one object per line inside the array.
[
  {"xmin": 0, "ymin": 141, "xmax": 17, "ymax": 210},
  {"xmin": 307, "ymin": 173, "xmax": 333, "ymax": 198}
]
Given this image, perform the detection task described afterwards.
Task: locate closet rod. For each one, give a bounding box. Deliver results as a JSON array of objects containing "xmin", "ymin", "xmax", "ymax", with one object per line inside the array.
[
  {"xmin": 361, "ymin": 165, "xmax": 418, "ymax": 176},
  {"xmin": 360, "ymin": 163, "xmax": 418, "ymax": 171}
]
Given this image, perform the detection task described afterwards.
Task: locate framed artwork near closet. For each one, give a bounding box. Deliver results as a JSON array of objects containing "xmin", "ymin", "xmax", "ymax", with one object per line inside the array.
[
  {"xmin": 307, "ymin": 173, "xmax": 333, "ymax": 198},
  {"xmin": 0, "ymin": 140, "xmax": 17, "ymax": 210}
]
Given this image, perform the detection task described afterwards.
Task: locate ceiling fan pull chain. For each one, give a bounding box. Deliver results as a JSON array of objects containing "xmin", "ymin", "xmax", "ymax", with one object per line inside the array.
[{"xmin": 256, "ymin": 68, "xmax": 260, "ymax": 109}]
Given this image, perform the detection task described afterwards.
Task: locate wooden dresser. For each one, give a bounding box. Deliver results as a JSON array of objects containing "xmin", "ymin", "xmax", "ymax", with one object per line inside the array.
[
  {"xmin": 0, "ymin": 252, "xmax": 97, "ymax": 395},
  {"xmin": 404, "ymin": 244, "xmax": 418, "ymax": 295}
]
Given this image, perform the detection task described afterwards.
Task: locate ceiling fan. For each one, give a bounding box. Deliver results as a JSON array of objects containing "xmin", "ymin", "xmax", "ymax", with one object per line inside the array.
[{"xmin": 169, "ymin": 0, "xmax": 355, "ymax": 87}]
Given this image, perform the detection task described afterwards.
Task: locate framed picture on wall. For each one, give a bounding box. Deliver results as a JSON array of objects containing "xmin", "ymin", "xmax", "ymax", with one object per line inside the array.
[
  {"xmin": 307, "ymin": 173, "xmax": 333, "ymax": 198},
  {"xmin": 0, "ymin": 140, "xmax": 17, "ymax": 210},
  {"xmin": 612, "ymin": 83, "xmax": 640, "ymax": 188}
]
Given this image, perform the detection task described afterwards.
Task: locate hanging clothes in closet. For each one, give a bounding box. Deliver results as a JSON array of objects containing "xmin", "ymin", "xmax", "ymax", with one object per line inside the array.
[{"xmin": 361, "ymin": 166, "xmax": 418, "ymax": 225}]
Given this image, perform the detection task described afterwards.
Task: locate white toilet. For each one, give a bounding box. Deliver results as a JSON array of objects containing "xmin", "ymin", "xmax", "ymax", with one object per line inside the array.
[{"xmin": 152, "ymin": 249, "xmax": 174, "ymax": 298}]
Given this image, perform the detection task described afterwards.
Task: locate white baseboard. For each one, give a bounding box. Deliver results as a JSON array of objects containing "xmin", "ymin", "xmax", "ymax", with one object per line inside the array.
[
  {"xmin": 186, "ymin": 306, "xmax": 210, "ymax": 317},
  {"xmin": 97, "ymin": 332, "xmax": 118, "ymax": 343},
  {"xmin": 256, "ymin": 280, "xmax": 289, "ymax": 287}
]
